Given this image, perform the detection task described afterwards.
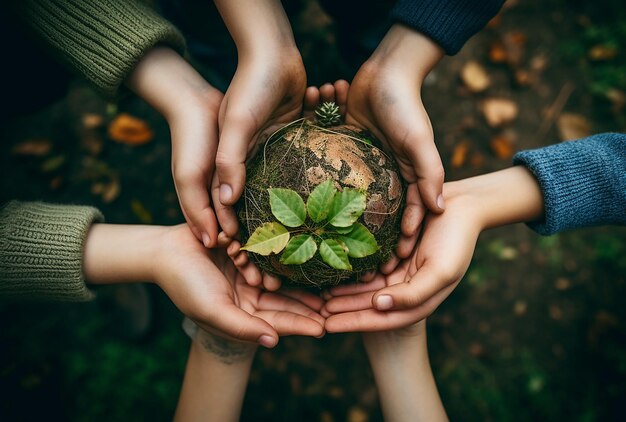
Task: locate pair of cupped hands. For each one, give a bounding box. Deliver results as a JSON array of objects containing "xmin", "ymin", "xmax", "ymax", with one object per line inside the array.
[{"xmin": 127, "ymin": 32, "xmax": 475, "ymax": 348}]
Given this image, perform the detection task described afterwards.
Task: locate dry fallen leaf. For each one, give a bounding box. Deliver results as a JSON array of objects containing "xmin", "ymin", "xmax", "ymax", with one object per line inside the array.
[
  {"xmin": 82, "ymin": 113, "xmax": 104, "ymax": 130},
  {"xmin": 481, "ymin": 98, "xmax": 519, "ymax": 127},
  {"xmin": 502, "ymin": 31, "xmax": 527, "ymax": 67},
  {"xmin": 556, "ymin": 113, "xmax": 592, "ymax": 141},
  {"xmin": 102, "ymin": 178, "xmax": 121, "ymax": 203},
  {"xmin": 131, "ymin": 199, "xmax": 153, "ymax": 224},
  {"xmin": 108, "ymin": 113, "xmax": 154, "ymax": 145},
  {"xmin": 12, "ymin": 138, "xmax": 52, "ymax": 156},
  {"xmin": 451, "ymin": 140, "xmax": 470, "ymax": 168},
  {"xmin": 461, "ymin": 61, "xmax": 490, "ymax": 93},
  {"xmin": 490, "ymin": 133, "xmax": 516, "ymax": 159},
  {"xmin": 470, "ymin": 151, "xmax": 486, "ymax": 169},
  {"xmin": 588, "ymin": 44, "xmax": 617, "ymax": 61},
  {"xmin": 488, "ymin": 39, "xmax": 508, "ymax": 64}
]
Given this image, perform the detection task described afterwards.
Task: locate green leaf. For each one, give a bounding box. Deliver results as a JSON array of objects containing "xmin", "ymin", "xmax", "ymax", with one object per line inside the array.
[
  {"xmin": 327, "ymin": 188, "xmax": 366, "ymax": 227},
  {"xmin": 338, "ymin": 223, "xmax": 379, "ymax": 258},
  {"xmin": 319, "ymin": 238, "xmax": 352, "ymax": 270},
  {"xmin": 330, "ymin": 225, "xmax": 353, "ymax": 234},
  {"xmin": 268, "ymin": 188, "xmax": 306, "ymax": 227},
  {"xmin": 280, "ymin": 234, "xmax": 318, "ymax": 265},
  {"xmin": 241, "ymin": 222, "xmax": 290, "ymax": 255},
  {"xmin": 307, "ymin": 180, "xmax": 337, "ymax": 223}
]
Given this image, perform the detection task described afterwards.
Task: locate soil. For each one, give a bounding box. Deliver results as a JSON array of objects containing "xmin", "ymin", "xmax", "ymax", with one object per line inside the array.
[{"xmin": 1, "ymin": 0, "xmax": 625, "ymax": 421}]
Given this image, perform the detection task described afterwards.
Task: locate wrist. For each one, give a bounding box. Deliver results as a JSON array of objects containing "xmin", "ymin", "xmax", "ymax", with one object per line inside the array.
[
  {"xmin": 369, "ymin": 24, "xmax": 444, "ymax": 81},
  {"xmin": 125, "ymin": 47, "xmax": 216, "ymax": 121},
  {"xmin": 446, "ymin": 166, "xmax": 545, "ymax": 231},
  {"xmin": 83, "ymin": 224, "xmax": 165, "ymax": 285}
]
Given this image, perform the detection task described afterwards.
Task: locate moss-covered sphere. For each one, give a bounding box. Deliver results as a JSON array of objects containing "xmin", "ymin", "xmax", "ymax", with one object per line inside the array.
[{"xmin": 237, "ymin": 120, "xmax": 406, "ymax": 287}]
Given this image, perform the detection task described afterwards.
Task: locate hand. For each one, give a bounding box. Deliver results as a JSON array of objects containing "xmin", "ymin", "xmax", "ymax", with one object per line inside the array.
[
  {"xmin": 346, "ymin": 24, "xmax": 445, "ymax": 262},
  {"xmin": 155, "ymin": 225, "xmax": 326, "ymax": 346},
  {"xmin": 323, "ymin": 167, "xmax": 544, "ymax": 332},
  {"xmin": 213, "ymin": 0, "xmax": 307, "ymax": 237},
  {"xmin": 126, "ymin": 47, "xmax": 222, "ymax": 247}
]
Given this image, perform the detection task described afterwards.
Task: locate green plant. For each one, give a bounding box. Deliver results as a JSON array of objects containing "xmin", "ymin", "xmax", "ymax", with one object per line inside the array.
[{"xmin": 241, "ymin": 179, "xmax": 379, "ymax": 271}]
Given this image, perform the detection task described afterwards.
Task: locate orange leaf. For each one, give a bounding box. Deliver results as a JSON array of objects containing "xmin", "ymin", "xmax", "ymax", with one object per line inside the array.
[
  {"xmin": 490, "ymin": 134, "xmax": 515, "ymax": 160},
  {"xmin": 108, "ymin": 113, "xmax": 154, "ymax": 145},
  {"xmin": 451, "ymin": 141, "xmax": 469, "ymax": 168},
  {"xmin": 12, "ymin": 138, "xmax": 52, "ymax": 156},
  {"xmin": 488, "ymin": 40, "xmax": 508, "ymax": 64}
]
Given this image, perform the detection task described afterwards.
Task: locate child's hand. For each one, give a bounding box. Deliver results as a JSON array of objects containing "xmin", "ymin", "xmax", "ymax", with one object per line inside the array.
[
  {"xmin": 155, "ymin": 224, "xmax": 325, "ymax": 346},
  {"xmin": 126, "ymin": 47, "xmax": 222, "ymax": 248},
  {"xmin": 212, "ymin": 0, "xmax": 307, "ymax": 238},
  {"xmin": 322, "ymin": 181, "xmax": 481, "ymax": 332},
  {"xmin": 346, "ymin": 24, "xmax": 445, "ymax": 264}
]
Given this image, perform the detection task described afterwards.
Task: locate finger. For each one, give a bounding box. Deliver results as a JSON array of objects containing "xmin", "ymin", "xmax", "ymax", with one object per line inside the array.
[
  {"xmin": 326, "ymin": 282, "xmax": 456, "ymax": 332},
  {"xmin": 327, "ymin": 275, "xmax": 386, "ymax": 297},
  {"xmin": 262, "ymin": 273, "xmax": 282, "ymax": 292},
  {"xmin": 359, "ymin": 271, "xmax": 376, "ymax": 283},
  {"xmin": 319, "ymin": 83, "xmax": 335, "ymax": 103},
  {"xmin": 259, "ymin": 292, "xmax": 325, "ymax": 327},
  {"xmin": 333, "ymin": 79, "xmax": 349, "ymax": 117},
  {"xmin": 228, "ymin": 241, "xmax": 262, "ymax": 287},
  {"xmin": 408, "ymin": 141, "xmax": 445, "ymax": 214},
  {"xmin": 211, "ymin": 171, "xmax": 240, "ymax": 238},
  {"xmin": 201, "ymin": 303, "xmax": 279, "ymax": 347},
  {"xmin": 324, "ymin": 290, "xmax": 376, "ymax": 314},
  {"xmin": 400, "ymin": 183, "xmax": 424, "ymax": 237},
  {"xmin": 278, "ymin": 288, "xmax": 325, "ymax": 312},
  {"xmin": 255, "ymin": 310, "xmax": 324, "ymax": 337},
  {"xmin": 372, "ymin": 261, "xmax": 455, "ymax": 311},
  {"xmin": 216, "ymin": 101, "xmax": 256, "ymax": 207},
  {"xmin": 380, "ymin": 253, "xmax": 400, "ymax": 275},
  {"xmin": 303, "ymin": 86, "xmax": 321, "ymax": 120},
  {"xmin": 173, "ymin": 168, "xmax": 219, "ymax": 248},
  {"xmin": 217, "ymin": 231, "xmax": 234, "ymax": 248}
]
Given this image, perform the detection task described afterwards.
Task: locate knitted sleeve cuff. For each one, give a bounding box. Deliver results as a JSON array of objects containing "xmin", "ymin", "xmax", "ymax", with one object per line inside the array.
[
  {"xmin": 14, "ymin": 0, "xmax": 186, "ymax": 98},
  {"xmin": 513, "ymin": 133, "xmax": 626, "ymax": 236},
  {"xmin": 389, "ymin": 0, "xmax": 504, "ymax": 55},
  {"xmin": 0, "ymin": 201, "xmax": 104, "ymax": 302}
]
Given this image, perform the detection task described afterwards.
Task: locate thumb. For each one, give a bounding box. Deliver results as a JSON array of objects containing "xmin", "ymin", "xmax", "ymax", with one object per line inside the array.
[
  {"xmin": 372, "ymin": 262, "xmax": 450, "ymax": 311},
  {"xmin": 201, "ymin": 303, "xmax": 279, "ymax": 348}
]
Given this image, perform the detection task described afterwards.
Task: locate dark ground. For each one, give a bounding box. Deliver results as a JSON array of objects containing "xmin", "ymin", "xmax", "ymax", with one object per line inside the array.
[{"xmin": 1, "ymin": 0, "xmax": 626, "ymax": 421}]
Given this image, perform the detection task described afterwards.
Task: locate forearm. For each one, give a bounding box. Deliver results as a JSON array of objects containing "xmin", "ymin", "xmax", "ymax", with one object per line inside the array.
[
  {"xmin": 125, "ymin": 47, "xmax": 216, "ymax": 121},
  {"xmin": 83, "ymin": 224, "xmax": 164, "ymax": 285},
  {"xmin": 213, "ymin": 0, "xmax": 297, "ymax": 57},
  {"xmin": 369, "ymin": 24, "xmax": 444, "ymax": 81},
  {"xmin": 363, "ymin": 330, "xmax": 447, "ymax": 421},
  {"xmin": 175, "ymin": 329, "xmax": 256, "ymax": 422},
  {"xmin": 446, "ymin": 166, "xmax": 545, "ymax": 231}
]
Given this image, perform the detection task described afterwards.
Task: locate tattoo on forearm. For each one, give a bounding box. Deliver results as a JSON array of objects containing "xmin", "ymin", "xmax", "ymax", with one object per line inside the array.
[{"xmin": 197, "ymin": 331, "xmax": 255, "ymax": 365}]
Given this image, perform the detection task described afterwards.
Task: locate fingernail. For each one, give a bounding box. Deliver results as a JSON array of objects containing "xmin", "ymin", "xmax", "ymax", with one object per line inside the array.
[
  {"xmin": 376, "ymin": 295, "xmax": 394, "ymax": 311},
  {"xmin": 220, "ymin": 184, "xmax": 233, "ymax": 203},
  {"xmin": 437, "ymin": 194, "xmax": 445, "ymax": 210},
  {"xmin": 201, "ymin": 232, "xmax": 211, "ymax": 248},
  {"xmin": 258, "ymin": 335, "xmax": 277, "ymax": 348}
]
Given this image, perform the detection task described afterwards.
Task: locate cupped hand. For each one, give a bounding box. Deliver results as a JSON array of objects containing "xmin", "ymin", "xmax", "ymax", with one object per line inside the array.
[
  {"xmin": 346, "ymin": 24, "xmax": 445, "ymax": 261},
  {"xmin": 323, "ymin": 181, "xmax": 481, "ymax": 332},
  {"xmin": 155, "ymin": 224, "xmax": 325, "ymax": 347},
  {"xmin": 126, "ymin": 47, "xmax": 222, "ymax": 248},
  {"xmin": 214, "ymin": 49, "xmax": 307, "ymax": 237}
]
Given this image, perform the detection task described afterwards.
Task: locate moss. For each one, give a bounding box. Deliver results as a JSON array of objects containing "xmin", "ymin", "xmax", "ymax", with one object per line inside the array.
[{"xmin": 237, "ymin": 120, "xmax": 406, "ymax": 287}]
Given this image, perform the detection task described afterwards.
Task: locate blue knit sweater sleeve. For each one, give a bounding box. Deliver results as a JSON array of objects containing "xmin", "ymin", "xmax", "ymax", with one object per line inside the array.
[
  {"xmin": 512, "ymin": 133, "xmax": 626, "ymax": 236},
  {"xmin": 389, "ymin": 0, "xmax": 505, "ymax": 55}
]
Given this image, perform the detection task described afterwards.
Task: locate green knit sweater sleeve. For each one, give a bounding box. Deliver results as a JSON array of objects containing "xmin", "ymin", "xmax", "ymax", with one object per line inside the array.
[
  {"xmin": 0, "ymin": 201, "xmax": 104, "ymax": 302},
  {"xmin": 11, "ymin": 0, "xmax": 186, "ymax": 98}
]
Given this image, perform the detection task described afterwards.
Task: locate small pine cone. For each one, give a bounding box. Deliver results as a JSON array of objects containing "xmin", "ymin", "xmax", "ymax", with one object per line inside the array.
[{"xmin": 315, "ymin": 102, "xmax": 341, "ymax": 127}]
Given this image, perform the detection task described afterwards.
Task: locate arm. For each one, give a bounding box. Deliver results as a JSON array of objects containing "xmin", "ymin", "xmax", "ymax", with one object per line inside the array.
[
  {"xmin": 324, "ymin": 133, "xmax": 626, "ymax": 332},
  {"xmin": 211, "ymin": 0, "xmax": 306, "ymax": 237},
  {"xmin": 363, "ymin": 322, "xmax": 447, "ymax": 422},
  {"xmin": 175, "ymin": 323, "xmax": 257, "ymax": 422}
]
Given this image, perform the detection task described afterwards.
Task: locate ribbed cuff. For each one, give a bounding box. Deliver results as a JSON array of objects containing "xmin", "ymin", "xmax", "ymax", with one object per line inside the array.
[
  {"xmin": 513, "ymin": 133, "xmax": 626, "ymax": 236},
  {"xmin": 390, "ymin": 0, "xmax": 504, "ymax": 55},
  {"xmin": 14, "ymin": 0, "xmax": 186, "ymax": 98},
  {"xmin": 0, "ymin": 201, "xmax": 104, "ymax": 302}
]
